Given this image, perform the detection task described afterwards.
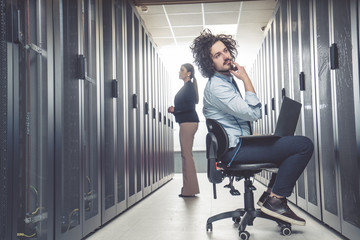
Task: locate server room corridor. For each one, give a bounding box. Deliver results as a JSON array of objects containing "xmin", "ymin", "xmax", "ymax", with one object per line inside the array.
[
  {"xmin": 85, "ymin": 174, "xmax": 345, "ymax": 240},
  {"xmin": 1, "ymin": 0, "xmax": 360, "ymax": 240}
]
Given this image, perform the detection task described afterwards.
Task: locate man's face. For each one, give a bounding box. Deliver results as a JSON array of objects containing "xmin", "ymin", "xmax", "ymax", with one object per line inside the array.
[{"xmin": 210, "ymin": 40, "xmax": 232, "ymax": 72}]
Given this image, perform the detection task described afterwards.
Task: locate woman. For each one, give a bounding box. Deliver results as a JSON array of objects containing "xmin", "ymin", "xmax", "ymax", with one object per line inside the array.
[{"xmin": 168, "ymin": 63, "xmax": 200, "ymax": 197}]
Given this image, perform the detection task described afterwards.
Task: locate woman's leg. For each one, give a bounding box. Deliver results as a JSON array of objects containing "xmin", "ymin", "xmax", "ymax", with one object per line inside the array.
[{"xmin": 179, "ymin": 122, "xmax": 200, "ymax": 196}]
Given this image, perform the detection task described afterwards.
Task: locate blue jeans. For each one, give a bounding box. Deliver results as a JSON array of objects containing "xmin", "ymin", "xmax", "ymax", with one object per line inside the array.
[{"xmin": 221, "ymin": 136, "xmax": 314, "ymax": 197}]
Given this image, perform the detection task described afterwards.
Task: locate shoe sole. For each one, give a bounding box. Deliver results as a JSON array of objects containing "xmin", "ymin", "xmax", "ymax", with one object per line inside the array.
[{"xmin": 260, "ymin": 207, "xmax": 306, "ymax": 226}]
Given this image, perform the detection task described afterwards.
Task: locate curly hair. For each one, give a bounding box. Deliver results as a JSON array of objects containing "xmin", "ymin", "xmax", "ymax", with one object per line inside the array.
[{"xmin": 190, "ymin": 29, "xmax": 238, "ymax": 78}]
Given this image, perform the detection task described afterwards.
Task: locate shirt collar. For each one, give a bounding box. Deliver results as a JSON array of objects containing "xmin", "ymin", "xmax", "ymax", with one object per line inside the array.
[{"xmin": 213, "ymin": 72, "xmax": 233, "ymax": 83}]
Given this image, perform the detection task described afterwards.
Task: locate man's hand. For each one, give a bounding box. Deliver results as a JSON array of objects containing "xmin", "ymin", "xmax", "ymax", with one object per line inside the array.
[
  {"xmin": 168, "ymin": 106, "xmax": 174, "ymax": 113},
  {"xmin": 230, "ymin": 62, "xmax": 250, "ymax": 82},
  {"xmin": 230, "ymin": 62, "xmax": 256, "ymax": 94}
]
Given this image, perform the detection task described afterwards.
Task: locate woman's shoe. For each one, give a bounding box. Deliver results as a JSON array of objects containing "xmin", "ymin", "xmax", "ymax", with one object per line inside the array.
[{"xmin": 178, "ymin": 194, "xmax": 195, "ymax": 197}]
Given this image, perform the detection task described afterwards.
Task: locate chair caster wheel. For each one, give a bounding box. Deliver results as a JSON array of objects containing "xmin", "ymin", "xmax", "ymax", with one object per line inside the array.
[
  {"xmin": 206, "ymin": 223, "xmax": 213, "ymax": 231},
  {"xmin": 239, "ymin": 231, "xmax": 250, "ymax": 240},
  {"xmin": 281, "ymin": 226, "xmax": 292, "ymax": 236},
  {"xmin": 232, "ymin": 217, "xmax": 241, "ymax": 223}
]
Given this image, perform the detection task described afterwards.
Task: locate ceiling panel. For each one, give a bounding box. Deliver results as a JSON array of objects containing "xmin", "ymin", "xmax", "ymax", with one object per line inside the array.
[
  {"xmin": 147, "ymin": 27, "xmax": 173, "ymax": 37},
  {"xmin": 239, "ymin": 10, "xmax": 274, "ymax": 23},
  {"xmin": 242, "ymin": 0, "xmax": 277, "ymax": 10},
  {"xmin": 132, "ymin": 0, "xmax": 241, "ymax": 6},
  {"xmin": 176, "ymin": 37, "xmax": 198, "ymax": 45},
  {"xmin": 168, "ymin": 13, "xmax": 203, "ymax": 26},
  {"xmin": 136, "ymin": 5, "xmax": 164, "ymax": 14},
  {"xmin": 164, "ymin": 4, "xmax": 202, "ymax": 13},
  {"xmin": 204, "ymin": 2, "xmax": 241, "ymax": 12},
  {"xmin": 204, "ymin": 12, "xmax": 239, "ymax": 25},
  {"xmin": 237, "ymin": 22, "xmax": 267, "ymax": 33},
  {"xmin": 172, "ymin": 26, "xmax": 204, "ymax": 37},
  {"xmin": 141, "ymin": 14, "xmax": 169, "ymax": 28},
  {"xmin": 152, "ymin": 37, "xmax": 175, "ymax": 46}
]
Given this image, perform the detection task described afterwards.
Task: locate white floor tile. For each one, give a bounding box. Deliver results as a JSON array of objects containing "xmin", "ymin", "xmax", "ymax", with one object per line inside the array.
[{"xmin": 85, "ymin": 173, "xmax": 346, "ymax": 240}]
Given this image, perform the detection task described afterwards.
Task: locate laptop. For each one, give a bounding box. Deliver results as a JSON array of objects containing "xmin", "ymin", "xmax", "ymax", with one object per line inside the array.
[{"xmin": 240, "ymin": 96, "xmax": 302, "ymax": 139}]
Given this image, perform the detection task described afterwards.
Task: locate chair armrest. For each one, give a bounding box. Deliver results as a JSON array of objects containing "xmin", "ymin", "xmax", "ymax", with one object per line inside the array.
[{"xmin": 206, "ymin": 133, "xmax": 223, "ymax": 184}]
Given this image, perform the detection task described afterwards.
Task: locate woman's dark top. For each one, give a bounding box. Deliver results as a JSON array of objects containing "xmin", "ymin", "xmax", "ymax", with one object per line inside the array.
[{"xmin": 173, "ymin": 81, "xmax": 199, "ymax": 123}]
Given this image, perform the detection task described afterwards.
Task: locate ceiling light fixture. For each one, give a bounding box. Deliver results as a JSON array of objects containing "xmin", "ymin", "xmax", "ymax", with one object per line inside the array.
[{"xmin": 140, "ymin": 5, "xmax": 149, "ymax": 13}]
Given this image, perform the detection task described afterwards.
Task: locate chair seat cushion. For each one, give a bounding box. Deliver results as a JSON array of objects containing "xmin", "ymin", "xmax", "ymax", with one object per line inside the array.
[{"xmin": 217, "ymin": 162, "xmax": 278, "ymax": 171}]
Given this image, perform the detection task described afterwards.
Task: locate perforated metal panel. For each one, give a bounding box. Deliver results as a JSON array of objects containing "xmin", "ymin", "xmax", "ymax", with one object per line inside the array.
[{"xmin": 0, "ymin": 0, "xmax": 8, "ymax": 238}]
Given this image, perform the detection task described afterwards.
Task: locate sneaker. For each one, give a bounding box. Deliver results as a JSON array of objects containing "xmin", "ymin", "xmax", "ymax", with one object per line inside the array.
[
  {"xmin": 261, "ymin": 196, "xmax": 306, "ymax": 226},
  {"xmin": 257, "ymin": 191, "xmax": 270, "ymax": 207}
]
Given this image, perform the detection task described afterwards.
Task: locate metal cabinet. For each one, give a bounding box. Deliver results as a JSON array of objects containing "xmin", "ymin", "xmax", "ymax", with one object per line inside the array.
[
  {"xmin": 253, "ymin": 0, "xmax": 360, "ymax": 238},
  {"xmin": 9, "ymin": 0, "xmax": 55, "ymax": 239},
  {"xmin": 54, "ymin": 0, "xmax": 101, "ymax": 238},
  {"xmin": 2, "ymin": 0, "xmax": 173, "ymax": 239}
]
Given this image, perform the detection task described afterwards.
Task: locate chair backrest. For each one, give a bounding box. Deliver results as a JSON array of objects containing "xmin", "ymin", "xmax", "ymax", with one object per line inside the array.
[
  {"xmin": 206, "ymin": 119, "xmax": 228, "ymax": 184},
  {"xmin": 206, "ymin": 119, "xmax": 229, "ymax": 158}
]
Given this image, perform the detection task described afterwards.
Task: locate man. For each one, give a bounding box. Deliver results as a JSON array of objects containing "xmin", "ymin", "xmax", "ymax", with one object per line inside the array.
[{"xmin": 190, "ymin": 29, "xmax": 313, "ymax": 226}]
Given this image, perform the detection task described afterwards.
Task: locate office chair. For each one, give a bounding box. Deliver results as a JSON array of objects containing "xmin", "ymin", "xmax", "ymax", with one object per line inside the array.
[{"xmin": 205, "ymin": 119, "xmax": 292, "ymax": 240}]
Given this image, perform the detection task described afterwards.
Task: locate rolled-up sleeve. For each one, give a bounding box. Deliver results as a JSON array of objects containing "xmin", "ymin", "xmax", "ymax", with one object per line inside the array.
[{"xmin": 209, "ymin": 80, "xmax": 262, "ymax": 121}]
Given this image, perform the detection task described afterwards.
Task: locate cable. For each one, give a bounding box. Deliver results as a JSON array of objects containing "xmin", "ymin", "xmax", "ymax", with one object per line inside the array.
[
  {"xmin": 17, "ymin": 232, "xmax": 36, "ymax": 238},
  {"xmin": 66, "ymin": 209, "xmax": 79, "ymax": 232}
]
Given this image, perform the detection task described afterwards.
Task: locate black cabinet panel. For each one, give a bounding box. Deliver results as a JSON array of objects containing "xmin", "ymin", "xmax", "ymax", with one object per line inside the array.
[
  {"xmin": 333, "ymin": 0, "xmax": 360, "ymax": 230},
  {"xmin": 315, "ymin": 0, "xmax": 338, "ymax": 217}
]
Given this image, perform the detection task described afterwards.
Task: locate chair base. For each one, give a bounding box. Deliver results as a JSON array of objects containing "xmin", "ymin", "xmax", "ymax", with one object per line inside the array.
[
  {"xmin": 206, "ymin": 208, "xmax": 291, "ymax": 231},
  {"xmin": 206, "ymin": 177, "xmax": 292, "ymax": 239}
]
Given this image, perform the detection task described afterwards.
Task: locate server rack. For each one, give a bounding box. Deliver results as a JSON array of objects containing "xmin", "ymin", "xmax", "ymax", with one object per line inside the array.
[
  {"xmin": 9, "ymin": 0, "xmax": 55, "ymax": 239},
  {"xmin": 253, "ymin": 0, "xmax": 360, "ymax": 238},
  {"xmin": 101, "ymin": 0, "xmax": 121, "ymax": 223},
  {"xmin": 298, "ymin": 0, "xmax": 321, "ymax": 220},
  {"xmin": 134, "ymin": 12, "xmax": 144, "ymax": 203},
  {"xmin": 114, "ymin": 0, "xmax": 127, "ymax": 217},
  {"xmin": 0, "ymin": 0, "xmax": 11, "ymax": 238},
  {"xmin": 288, "ymin": 0, "xmax": 305, "ymax": 208},
  {"xmin": 331, "ymin": 0, "xmax": 360, "ymax": 239}
]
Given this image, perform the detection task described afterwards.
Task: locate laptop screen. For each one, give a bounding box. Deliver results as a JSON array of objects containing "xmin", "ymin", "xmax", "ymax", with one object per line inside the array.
[{"xmin": 274, "ymin": 97, "xmax": 302, "ymax": 136}]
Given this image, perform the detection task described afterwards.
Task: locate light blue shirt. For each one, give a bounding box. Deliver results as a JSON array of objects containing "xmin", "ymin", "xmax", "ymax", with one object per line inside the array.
[{"xmin": 203, "ymin": 72, "xmax": 262, "ymax": 148}]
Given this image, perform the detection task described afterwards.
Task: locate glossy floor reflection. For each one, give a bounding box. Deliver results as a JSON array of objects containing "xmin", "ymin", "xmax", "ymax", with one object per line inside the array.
[{"xmin": 85, "ymin": 173, "xmax": 346, "ymax": 240}]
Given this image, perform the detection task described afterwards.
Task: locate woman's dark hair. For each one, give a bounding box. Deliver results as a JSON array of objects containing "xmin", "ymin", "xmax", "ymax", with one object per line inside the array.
[
  {"xmin": 190, "ymin": 29, "xmax": 238, "ymax": 78},
  {"xmin": 182, "ymin": 63, "xmax": 199, "ymax": 104}
]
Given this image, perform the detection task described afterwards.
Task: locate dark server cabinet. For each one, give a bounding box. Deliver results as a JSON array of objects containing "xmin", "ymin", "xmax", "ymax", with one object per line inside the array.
[
  {"xmin": 268, "ymin": 25, "xmax": 276, "ymax": 132},
  {"xmin": 125, "ymin": 1, "xmax": 137, "ymax": 206},
  {"xmin": 142, "ymin": 30, "xmax": 152, "ymax": 196},
  {"xmin": 281, "ymin": 0, "xmax": 290, "ymax": 100},
  {"xmin": 347, "ymin": 2, "xmax": 360, "ymax": 240},
  {"xmin": 134, "ymin": 14, "xmax": 144, "ymax": 202},
  {"xmin": 114, "ymin": 0, "xmax": 127, "ymax": 215},
  {"xmin": 82, "ymin": 0, "xmax": 101, "ymax": 235},
  {"xmin": 2, "ymin": 0, "xmax": 174, "ymax": 239},
  {"xmin": 101, "ymin": 0, "xmax": 122, "ymax": 223},
  {"xmin": 10, "ymin": 0, "xmax": 55, "ymax": 239},
  {"xmin": 254, "ymin": 0, "xmax": 360, "ymax": 238},
  {"xmin": 313, "ymin": 0, "xmax": 341, "ymax": 232},
  {"xmin": 101, "ymin": 0, "xmax": 126, "ymax": 223},
  {"xmin": 289, "ymin": 0, "xmax": 305, "ymax": 207},
  {"xmin": 334, "ymin": 0, "xmax": 360, "ymax": 239},
  {"xmin": 0, "ymin": 0, "xmax": 10, "ymax": 238},
  {"xmin": 159, "ymin": 62, "xmax": 165, "ymax": 184},
  {"xmin": 298, "ymin": 0, "xmax": 321, "ymax": 219},
  {"xmin": 54, "ymin": 0, "xmax": 82, "ymax": 238},
  {"xmin": 275, "ymin": 9, "xmax": 282, "ymax": 114},
  {"xmin": 151, "ymin": 44, "xmax": 159, "ymax": 190},
  {"xmin": 152, "ymin": 52, "xmax": 160, "ymax": 189},
  {"xmin": 54, "ymin": 0, "xmax": 101, "ymax": 238}
]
